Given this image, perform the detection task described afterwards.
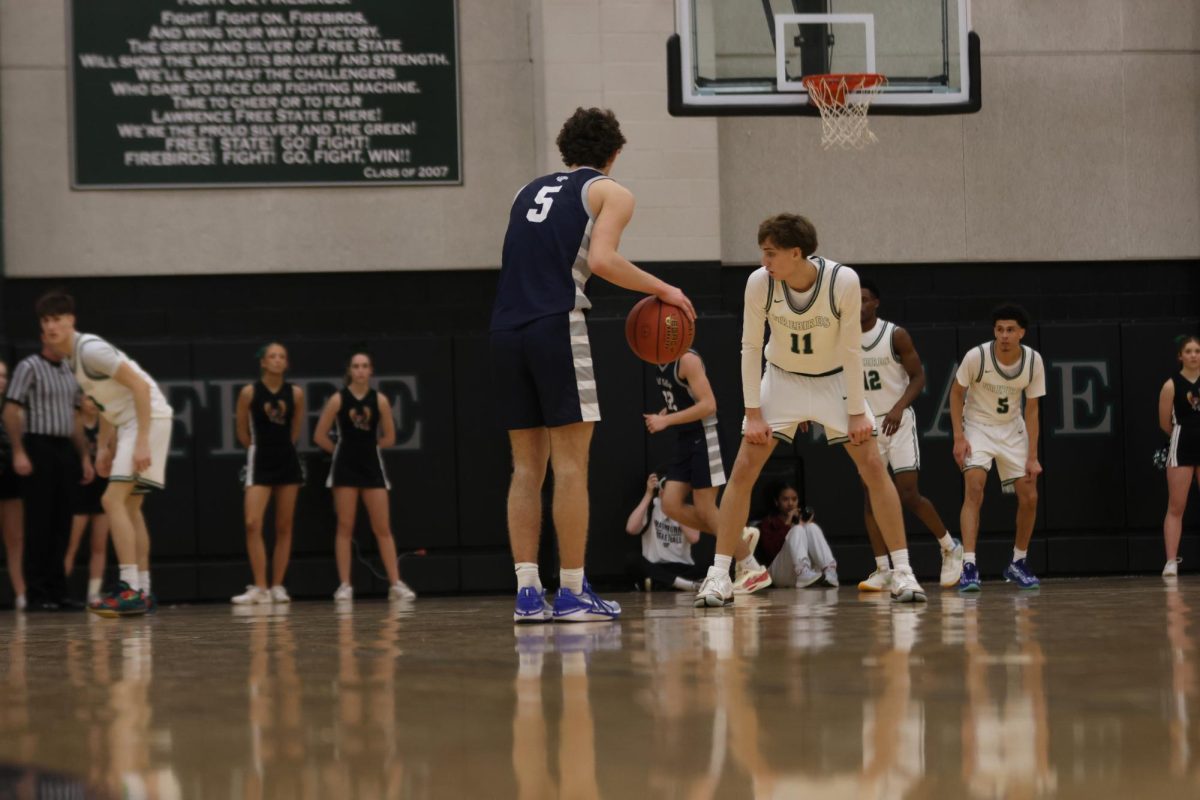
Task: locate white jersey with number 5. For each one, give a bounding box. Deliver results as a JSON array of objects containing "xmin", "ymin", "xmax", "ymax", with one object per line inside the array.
[
  {"xmin": 861, "ymin": 319, "xmax": 908, "ymax": 416},
  {"xmin": 955, "ymin": 342, "xmax": 1046, "ymax": 426},
  {"xmin": 741, "ymin": 257, "xmax": 866, "ymax": 414}
]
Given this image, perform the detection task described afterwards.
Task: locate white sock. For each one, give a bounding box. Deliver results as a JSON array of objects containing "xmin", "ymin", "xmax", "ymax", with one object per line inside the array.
[
  {"xmin": 673, "ymin": 576, "xmax": 695, "ymax": 591},
  {"xmin": 119, "ymin": 564, "xmax": 140, "ymax": 591},
  {"xmin": 1013, "ymin": 547, "xmax": 1027, "ymax": 562},
  {"xmin": 889, "ymin": 549, "xmax": 910, "ymax": 570},
  {"xmin": 87, "ymin": 578, "xmax": 102, "ymax": 598},
  {"xmin": 875, "ymin": 555, "xmax": 890, "ymax": 571},
  {"xmin": 514, "ymin": 562, "xmax": 541, "ymax": 591},
  {"xmin": 710, "ymin": 554, "xmax": 733, "ymax": 578},
  {"xmin": 738, "ymin": 554, "xmax": 761, "ymax": 572},
  {"xmin": 964, "ymin": 552, "xmax": 977, "ymax": 565},
  {"xmin": 939, "ymin": 534, "xmax": 955, "ymax": 550},
  {"xmin": 560, "ymin": 567, "xmax": 584, "ymax": 594},
  {"xmin": 140, "ymin": 571, "xmax": 151, "ymax": 594}
]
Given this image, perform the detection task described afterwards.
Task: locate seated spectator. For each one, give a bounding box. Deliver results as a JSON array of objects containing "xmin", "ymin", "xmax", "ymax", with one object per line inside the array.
[
  {"xmin": 625, "ymin": 473, "xmax": 708, "ymax": 591},
  {"xmin": 753, "ymin": 483, "xmax": 838, "ymax": 588}
]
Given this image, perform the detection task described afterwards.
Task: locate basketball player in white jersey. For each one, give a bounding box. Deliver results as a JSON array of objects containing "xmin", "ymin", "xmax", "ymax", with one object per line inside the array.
[
  {"xmin": 951, "ymin": 304, "xmax": 1046, "ymax": 591},
  {"xmin": 858, "ymin": 280, "xmax": 963, "ymax": 590},
  {"xmin": 37, "ymin": 291, "xmax": 173, "ymax": 617},
  {"xmin": 695, "ymin": 214, "xmax": 925, "ymax": 607}
]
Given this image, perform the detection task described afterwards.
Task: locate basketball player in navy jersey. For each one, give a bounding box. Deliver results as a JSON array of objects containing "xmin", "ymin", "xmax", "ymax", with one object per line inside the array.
[
  {"xmin": 695, "ymin": 214, "xmax": 925, "ymax": 607},
  {"xmin": 857, "ymin": 280, "xmax": 962, "ymax": 591},
  {"xmin": 231, "ymin": 343, "xmax": 304, "ymax": 605},
  {"xmin": 644, "ymin": 349, "xmax": 771, "ymax": 594},
  {"xmin": 493, "ymin": 107, "xmax": 695, "ymax": 623}
]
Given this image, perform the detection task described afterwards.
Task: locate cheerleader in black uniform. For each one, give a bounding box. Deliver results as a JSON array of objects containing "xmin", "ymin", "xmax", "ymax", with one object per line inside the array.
[
  {"xmin": 314, "ymin": 351, "xmax": 415, "ymax": 601},
  {"xmin": 232, "ymin": 343, "xmax": 306, "ymax": 604},
  {"xmin": 1160, "ymin": 335, "xmax": 1200, "ymax": 577},
  {"xmin": 0, "ymin": 359, "xmax": 26, "ymax": 610},
  {"xmin": 64, "ymin": 396, "xmax": 109, "ymax": 604}
]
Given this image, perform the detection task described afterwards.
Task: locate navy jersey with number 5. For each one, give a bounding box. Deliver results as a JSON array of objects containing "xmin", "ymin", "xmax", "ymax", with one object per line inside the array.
[{"xmin": 491, "ymin": 167, "xmax": 612, "ymax": 331}]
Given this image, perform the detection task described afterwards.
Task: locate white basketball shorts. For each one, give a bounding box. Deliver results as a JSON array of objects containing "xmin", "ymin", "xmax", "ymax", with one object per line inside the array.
[
  {"xmin": 962, "ymin": 418, "xmax": 1028, "ymax": 485},
  {"xmin": 110, "ymin": 417, "xmax": 173, "ymax": 490},
  {"xmin": 875, "ymin": 407, "xmax": 921, "ymax": 473},
  {"xmin": 748, "ymin": 364, "xmax": 875, "ymax": 445}
]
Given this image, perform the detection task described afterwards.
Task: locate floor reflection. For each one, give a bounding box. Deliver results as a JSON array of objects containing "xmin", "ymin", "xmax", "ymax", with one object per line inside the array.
[{"xmin": 0, "ymin": 581, "xmax": 1197, "ymax": 797}]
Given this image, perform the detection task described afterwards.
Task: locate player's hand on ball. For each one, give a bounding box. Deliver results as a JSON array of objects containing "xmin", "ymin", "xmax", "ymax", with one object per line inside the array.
[
  {"xmin": 882, "ymin": 408, "xmax": 903, "ymax": 437},
  {"xmin": 1026, "ymin": 458, "xmax": 1043, "ymax": 479},
  {"xmin": 953, "ymin": 438, "xmax": 971, "ymax": 468},
  {"xmin": 644, "ymin": 411, "xmax": 670, "ymax": 434},
  {"xmin": 847, "ymin": 413, "xmax": 873, "ymax": 445},
  {"xmin": 656, "ymin": 285, "xmax": 696, "ymax": 322}
]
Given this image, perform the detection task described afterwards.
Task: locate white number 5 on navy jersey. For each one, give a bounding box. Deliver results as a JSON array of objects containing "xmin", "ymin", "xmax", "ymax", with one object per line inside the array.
[{"xmin": 526, "ymin": 185, "xmax": 563, "ymax": 223}]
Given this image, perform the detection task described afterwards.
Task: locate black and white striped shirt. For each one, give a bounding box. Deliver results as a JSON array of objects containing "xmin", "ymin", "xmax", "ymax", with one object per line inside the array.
[{"xmin": 4, "ymin": 354, "xmax": 81, "ymax": 437}]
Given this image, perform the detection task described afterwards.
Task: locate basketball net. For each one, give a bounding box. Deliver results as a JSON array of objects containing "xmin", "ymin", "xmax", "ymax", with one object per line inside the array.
[{"xmin": 802, "ymin": 74, "xmax": 887, "ymax": 149}]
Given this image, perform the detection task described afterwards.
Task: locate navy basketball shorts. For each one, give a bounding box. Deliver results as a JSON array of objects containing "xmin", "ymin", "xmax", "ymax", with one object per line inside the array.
[
  {"xmin": 491, "ymin": 310, "xmax": 601, "ymax": 430},
  {"xmin": 666, "ymin": 426, "xmax": 727, "ymax": 489}
]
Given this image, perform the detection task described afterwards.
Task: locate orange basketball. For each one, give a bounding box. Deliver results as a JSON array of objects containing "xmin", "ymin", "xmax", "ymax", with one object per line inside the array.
[{"xmin": 625, "ymin": 296, "xmax": 696, "ymax": 364}]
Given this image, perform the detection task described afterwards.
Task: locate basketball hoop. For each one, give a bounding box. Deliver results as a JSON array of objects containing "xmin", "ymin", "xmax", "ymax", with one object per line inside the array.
[{"xmin": 802, "ymin": 74, "xmax": 887, "ymax": 149}]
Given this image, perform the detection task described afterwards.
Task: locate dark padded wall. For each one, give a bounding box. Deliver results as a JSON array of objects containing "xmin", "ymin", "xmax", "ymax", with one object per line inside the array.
[{"xmin": 0, "ymin": 260, "xmax": 1197, "ymax": 599}]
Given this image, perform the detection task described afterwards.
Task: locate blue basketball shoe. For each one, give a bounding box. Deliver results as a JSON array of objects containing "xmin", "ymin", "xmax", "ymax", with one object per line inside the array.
[
  {"xmin": 513, "ymin": 586, "xmax": 552, "ymax": 624},
  {"xmin": 1003, "ymin": 558, "xmax": 1041, "ymax": 589},
  {"xmin": 552, "ymin": 580, "xmax": 621, "ymax": 622},
  {"xmin": 958, "ymin": 561, "xmax": 982, "ymax": 592}
]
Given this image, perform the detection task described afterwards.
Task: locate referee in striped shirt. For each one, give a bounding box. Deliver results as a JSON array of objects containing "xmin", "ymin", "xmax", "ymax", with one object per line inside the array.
[{"xmin": 1, "ymin": 335, "xmax": 94, "ymax": 610}]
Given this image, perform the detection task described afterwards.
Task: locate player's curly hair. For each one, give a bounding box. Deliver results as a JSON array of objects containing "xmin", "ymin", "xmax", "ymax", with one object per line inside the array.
[
  {"xmin": 757, "ymin": 214, "xmax": 818, "ymax": 257},
  {"xmin": 1175, "ymin": 334, "xmax": 1200, "ymax": 356},
  {"xmin": 556, "ymin": 107, "xmax": 626, "ymax": 169},
  {"xmin": 860, "ymin": 278, "xmax": 880, "ymax": 300},
  {"xmin": 991, "ymin": 303, "xmax": 1030, "ymax": 329}
]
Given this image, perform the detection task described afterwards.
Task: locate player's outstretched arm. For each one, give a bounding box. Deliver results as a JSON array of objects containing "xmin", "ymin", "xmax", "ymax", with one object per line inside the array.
[
  {"xmin": 645, "ymin": 353, "xmax": 717, "ymax": 434},
  {"xmin": 587, "ymin": 180, "xmax": 695, "ymax": 320}
]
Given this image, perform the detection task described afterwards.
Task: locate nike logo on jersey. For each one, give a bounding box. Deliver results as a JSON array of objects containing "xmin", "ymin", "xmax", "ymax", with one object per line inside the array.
[
  {"xmin": 773, "ymin": 298, "xmax": 783, "ymax": 303},
  {"xmin": 556, "ymin": 176, "xmax": 569, "ymax": 182}
]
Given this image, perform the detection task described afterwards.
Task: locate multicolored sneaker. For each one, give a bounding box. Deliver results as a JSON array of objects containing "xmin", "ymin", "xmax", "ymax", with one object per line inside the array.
[
  {"xmin": 732, "ymin": 565, "xmax": 772, "ymax": 595},
  {"xmin": 552, "ymin": 581, "xmax": 621, "ymax": 622},
  {"xmin": 87, "ymin": 581, "xmax": 148, "ymax": 618},
  {"xmin": 959, "ymin": 561, "xmax": 982, "ymax": 592},
  {"xmin": 1003, "ymin": 558, "xmax": 1040, "ymax": 589},
  {"xmin": 513, "ymin": 586, "xmax": 552, "ymax": 624},
  {"xmin": 145, "ymin": 593, "xmax": 158, "ymax": 615}
]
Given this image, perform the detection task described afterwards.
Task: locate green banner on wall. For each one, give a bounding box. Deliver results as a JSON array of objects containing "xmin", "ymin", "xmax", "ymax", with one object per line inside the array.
[{"xmin": 70, "ymin": 0, "xmax": 460, "ymax": 188}]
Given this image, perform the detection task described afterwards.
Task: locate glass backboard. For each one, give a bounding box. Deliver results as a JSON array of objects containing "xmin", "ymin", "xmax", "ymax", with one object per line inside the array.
[{"xmin": 669, "ymin": 0, "xmax": 980, "ymax": 116}]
